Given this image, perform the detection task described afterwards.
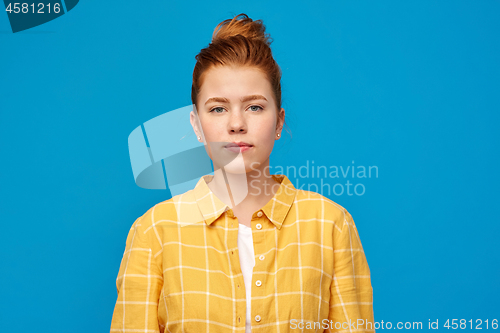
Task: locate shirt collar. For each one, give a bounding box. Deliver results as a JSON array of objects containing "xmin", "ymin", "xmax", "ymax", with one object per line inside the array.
[{"xmin": 193, "ymin": 174, "xmax": 297, "ymax": 230}]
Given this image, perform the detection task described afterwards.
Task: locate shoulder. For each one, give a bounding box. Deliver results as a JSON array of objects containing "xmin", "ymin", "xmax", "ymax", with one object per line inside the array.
[
  {"xmin": 293, "ymin": 188, "xmax": 351, "ymax": 229},
  {"xmin": 133, "ymin": 188, "xmax": 197, "ymax": 235}
]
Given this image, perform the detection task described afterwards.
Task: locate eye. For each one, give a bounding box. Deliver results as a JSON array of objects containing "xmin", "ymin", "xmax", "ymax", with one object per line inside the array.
[
  {"xmin": 209, "ymin": 107, "xmax": 225, "ymax": 114},
  {"xmin": 249, "ymin": 105, "xmax": 263, "ymax": 112}
]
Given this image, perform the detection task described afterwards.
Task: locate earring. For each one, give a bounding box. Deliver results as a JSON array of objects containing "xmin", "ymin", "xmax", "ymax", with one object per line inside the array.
[
  {"xmin": 277, "ymin": 133, "xmax": 280, "ymax": 137},
  {"xmin": 198, "ymin": 136, "xmax": 201, "ymax": 140}
]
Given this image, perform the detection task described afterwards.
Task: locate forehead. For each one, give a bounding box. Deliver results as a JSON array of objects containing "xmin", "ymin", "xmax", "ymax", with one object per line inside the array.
[{"xmin": 199, "ymin": 65, "xmax": 273, "ymax": 100}]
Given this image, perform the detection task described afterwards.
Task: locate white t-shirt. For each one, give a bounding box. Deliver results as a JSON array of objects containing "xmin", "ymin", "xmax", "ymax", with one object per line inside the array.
[{"xmin": 237, "ymin": 223, "xmax": 256, "ymax": 333}]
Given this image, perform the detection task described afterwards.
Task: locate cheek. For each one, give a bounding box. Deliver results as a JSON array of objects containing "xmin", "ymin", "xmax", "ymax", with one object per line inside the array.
[
  {"xmin": 255, "ymin": 120, "xmax": 276, "ymax": 139},
  {"xmin": 200, "ymin": 120, "xmax": 222, "ymax": 139},
  {"xmin": 253, "ymin": 125, "xmax": 276, "ymax": 154}
]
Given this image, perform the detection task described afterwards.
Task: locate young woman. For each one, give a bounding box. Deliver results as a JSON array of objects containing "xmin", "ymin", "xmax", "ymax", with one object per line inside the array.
[{"xmin": 111, "ymin": 13, "xmax": 374, "ymax": 333}]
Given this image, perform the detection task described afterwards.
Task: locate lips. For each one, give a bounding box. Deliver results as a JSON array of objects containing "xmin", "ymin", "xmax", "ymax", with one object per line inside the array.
[
  {"xmin": 224, "ymin": 142, "xmax": 253, "ymax": 153},
  {"xmin": 225, "ymin": 142, "xmax": 253, "ymax": 148}
]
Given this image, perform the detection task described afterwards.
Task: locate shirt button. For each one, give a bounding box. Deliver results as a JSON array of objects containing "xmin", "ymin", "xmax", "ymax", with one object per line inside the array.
[
  {"xmin": 256, "ymin": 223, "xmax": 262, "ymax": 230},
  {"xmin": 259, "ymin": 255, "xmax": 265, "ymax": 261},
  {"xmin": 255, "ymin": 280, "xmax": 262, "ymax": 287},
  {"xmin": 257, "ymin": 211, "xmax": 263, "ymax": 217},
  {"xmin": 255, "ymin": 315, "xmax": 261, "ymax": 322}
]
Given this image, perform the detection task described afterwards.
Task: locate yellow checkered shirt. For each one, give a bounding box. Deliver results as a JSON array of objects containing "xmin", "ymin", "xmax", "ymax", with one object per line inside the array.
[{"xmin": 110, "ymin": 174, "xmax": 375, "ymax": 332}]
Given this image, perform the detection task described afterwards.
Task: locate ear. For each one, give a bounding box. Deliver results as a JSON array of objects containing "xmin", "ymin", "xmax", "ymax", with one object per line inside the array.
[
  {"xmin": 190, "ymin": 110, "xmax": 202, "ymax": 141},
  {"xmin": 276, "ymin": 108, "xmax": 285, "ymax": 132}
]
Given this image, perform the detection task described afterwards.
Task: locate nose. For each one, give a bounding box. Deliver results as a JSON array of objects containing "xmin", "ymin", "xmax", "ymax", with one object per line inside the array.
[{"xmin": 228, "ymin": 110, "xmax": 247, "ymax": 134}]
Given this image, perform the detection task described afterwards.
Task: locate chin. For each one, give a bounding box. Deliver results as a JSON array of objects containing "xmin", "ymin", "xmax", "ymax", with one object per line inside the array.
[
  {"xmin": 214, "ymin": 159, "xmax": 262, "ymax": 175},
  {"xmin": 223, "ymin": 168, "xmax": 250, "ymax": 175},
  {"xmin": 220, "ymin": 162, "xmax": 252, "ymax": 175}
]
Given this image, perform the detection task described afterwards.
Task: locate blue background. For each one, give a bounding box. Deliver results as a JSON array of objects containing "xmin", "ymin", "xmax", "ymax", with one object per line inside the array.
[{"xmin": 1, "ymin": 1, "xmax": 499, "ymax": 332}]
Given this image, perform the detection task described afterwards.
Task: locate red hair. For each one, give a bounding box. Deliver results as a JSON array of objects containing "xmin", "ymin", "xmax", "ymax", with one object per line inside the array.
[{"xmin": 191, "ymin": 13, "xmax": 287, "ymax": 131}]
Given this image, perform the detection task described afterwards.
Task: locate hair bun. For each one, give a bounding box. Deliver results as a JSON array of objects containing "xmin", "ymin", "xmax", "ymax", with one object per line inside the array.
[{"xmin": 212, "ymin": 13, "xmax": 273, "ymax": 46}]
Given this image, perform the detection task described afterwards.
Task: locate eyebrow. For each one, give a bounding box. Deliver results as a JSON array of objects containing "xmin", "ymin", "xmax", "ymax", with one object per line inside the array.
[{"xmin": 204, "ymin": 94, "xmax": 268, "ymax": 105}]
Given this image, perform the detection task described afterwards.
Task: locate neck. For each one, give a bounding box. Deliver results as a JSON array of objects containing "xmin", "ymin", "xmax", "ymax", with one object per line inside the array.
[{"xmin": 207, "ymin": 159, "xmax": 279, "ymax": 210}]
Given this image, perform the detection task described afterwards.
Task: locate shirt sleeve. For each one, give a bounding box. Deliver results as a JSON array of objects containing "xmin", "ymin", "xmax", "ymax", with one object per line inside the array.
[
  {"xmin": 326, "ymin": 210, "xmax": 375, "ymax": 333},
  {"xmin": 110, "ymin": 215, "xmax": 164, "ymax": 332}
]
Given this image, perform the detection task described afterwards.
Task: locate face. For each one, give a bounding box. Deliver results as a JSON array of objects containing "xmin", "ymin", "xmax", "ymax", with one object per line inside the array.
[{"xmin": 190, "ymin": 65, "xmax": 285, "ymax": 175}]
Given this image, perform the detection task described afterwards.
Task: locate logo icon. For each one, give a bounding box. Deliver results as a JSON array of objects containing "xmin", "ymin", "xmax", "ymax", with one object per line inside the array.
[{"xmin": 128, "ymin": 105, "xmax": 214, "ymax": 196}]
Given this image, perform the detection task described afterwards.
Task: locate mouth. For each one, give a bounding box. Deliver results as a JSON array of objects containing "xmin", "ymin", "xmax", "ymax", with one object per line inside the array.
[{"xmin": 224, "ymin": 142, "xmax": 253, "ymax": 153}]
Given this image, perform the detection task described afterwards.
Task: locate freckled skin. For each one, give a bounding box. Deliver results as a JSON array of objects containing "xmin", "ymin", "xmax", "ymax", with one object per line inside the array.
[{"xmin": 190, "ymin": 65, "xmax": 285, "ymax": 174}]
